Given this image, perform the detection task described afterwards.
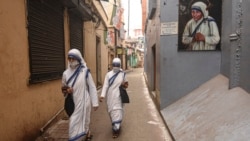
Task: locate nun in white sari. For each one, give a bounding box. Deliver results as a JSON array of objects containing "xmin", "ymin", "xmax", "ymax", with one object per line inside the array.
[
  {"xmin": 62, "ymin": 49, "xmax": 99, "ymax": 141},
  {"xmin": 100, "ymin": 58, "xmax": 128, "ymax": 138}
]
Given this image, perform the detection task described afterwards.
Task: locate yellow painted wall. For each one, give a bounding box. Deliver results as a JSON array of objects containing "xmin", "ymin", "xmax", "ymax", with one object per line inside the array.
[
  {"xmin": 0, "ymin": 1, "xmax": 112, "ymax": 139},
  {"xmin": 96, "ymin": 23, "xmax": 110, "ymax": 82},
  {"xmin": 84, "ymin": 21, "xmax": 98, "ymax": 84},
  {"xmin": 84, "ymin": 21, "xmax": 110, "ymax": 85},
  {"xmin": 0, "ymin": 1, "xmax": 66, "ymax": 140}
]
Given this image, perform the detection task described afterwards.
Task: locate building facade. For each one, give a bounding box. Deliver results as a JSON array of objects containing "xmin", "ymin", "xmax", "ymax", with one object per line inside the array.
[
  {"xmin": 144, "ymin": 0, "xmax": 250, "ymax": 139},
  {"xmin": 145, "ymin": 0, "xmax": 250, "ymax": 109},
  {"xmin": 0, "ymin": 0, "xmax": 112, "ymax": 140}
]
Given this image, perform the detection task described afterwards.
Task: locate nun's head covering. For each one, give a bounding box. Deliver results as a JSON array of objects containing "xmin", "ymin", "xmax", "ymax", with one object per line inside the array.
[
  {"xmin": 191, "ymin": 1, "xmax": 208, "ymax": 18},
  {"xmin": 67, "ymin": 48, "xmax": 86, "ymax": 67},
  {"xmin": 112, "ymin": 57, "xmax": 121, "ymax": 72},
  {"xmin": 112, "ymin": 57, "xmax": 121, "ymax": 67}
]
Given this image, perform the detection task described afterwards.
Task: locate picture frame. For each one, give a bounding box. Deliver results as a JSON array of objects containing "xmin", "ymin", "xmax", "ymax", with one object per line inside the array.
[{"xmin": 178, "ymin": 0, "xmax": 222, "ymax": 51}]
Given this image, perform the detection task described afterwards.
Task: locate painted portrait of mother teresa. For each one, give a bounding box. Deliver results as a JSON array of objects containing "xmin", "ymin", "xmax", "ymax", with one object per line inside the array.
[{"xmin": 178, "ymin": 0, "xmax": 222, "ymax": 51}]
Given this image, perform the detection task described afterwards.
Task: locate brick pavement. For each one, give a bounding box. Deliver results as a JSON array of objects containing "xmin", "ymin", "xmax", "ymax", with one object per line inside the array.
[{"xmin": 36, "ymin": 68, "xmax": 173, "ymax": 141}]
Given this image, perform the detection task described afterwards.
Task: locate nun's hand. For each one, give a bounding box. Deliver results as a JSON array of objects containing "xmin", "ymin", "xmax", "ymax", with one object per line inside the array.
[
  {"xmin": 61, "ymin": 86, "xmax": 68, "ymax": 94},
  {"xmin": 122, "ymin": 81, "xmax": 129, "ymax": 88},
  {"xmin": 67, "ymin": 87, "xmax": 73, "ymax": 94},
  {"xmin": 195, "ymin": 32, "xmax": 205, "ymax": 41}
]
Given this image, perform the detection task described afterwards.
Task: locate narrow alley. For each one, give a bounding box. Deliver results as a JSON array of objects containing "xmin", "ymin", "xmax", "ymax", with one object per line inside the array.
[{"xmin": 36, "ymin": 68, "xmax": 173, "ymax": 141}]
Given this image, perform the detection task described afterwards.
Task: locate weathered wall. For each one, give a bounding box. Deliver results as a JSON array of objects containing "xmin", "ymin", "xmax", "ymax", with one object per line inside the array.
[
  {"xmin": 84, "ymin": 21, "xmax": 109, "ymax": 86},
  {"xmin": 84, "ymin": 21, "xmax": 98, "ymax": 84},
  {"xmin": 159, "ymin": 0, "xmax": 221, "ymax": 108},
  {"xmin": 221, "ymin": 0, "xmax": 250, "ymax": 92},
  {"xmin": 93, "ymin": 0, "xmax": 110, "ymax": 83},
  {"xmin": 145, "ymin": 0, "xmax": 221, "ymax": 109},
  {"xmin": 144, "ymin": 0, "xmax": 161, "ymax": 107},
  {"xmin": 237, "ymin": 0, "xmax": 250, "ymax": 92},
  {"xmin": 144, "ymin": 0, "xmax": 250, "ymax": 139},
  {"xmin": 220, "ymin": 0, "xmax": 232, "ymax": 78},
  {"xmin": 0, "ymin": 0, "xmax": 64, "ymax": 140},
  {"xmin": 150, "ymin": 0, "xmax": 250, "ymax": 140},
  {"xmin": 96, "ymin": 23, "xmax": 110, "ymax": 84}
]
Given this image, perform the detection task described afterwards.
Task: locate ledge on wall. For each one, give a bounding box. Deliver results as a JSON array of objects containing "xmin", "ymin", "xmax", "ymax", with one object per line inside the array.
[{"xmin": 161, "ymin": 74, "xmax": 250, "ymax": 141}]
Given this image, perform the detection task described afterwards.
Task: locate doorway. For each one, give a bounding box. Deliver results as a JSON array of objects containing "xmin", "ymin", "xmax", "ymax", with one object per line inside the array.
[
  {"xmin": 152, "ymin": 45, "xmax": 156, "ymax": 91},
  {"xmin": 96, "ymin": 36, "xmax": 102, "ymax": 87}
]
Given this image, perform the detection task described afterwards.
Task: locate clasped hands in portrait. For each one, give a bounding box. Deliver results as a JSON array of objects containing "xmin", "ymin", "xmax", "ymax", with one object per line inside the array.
[{"xmin": 192, "ymin": 32, "xmax": 205, "ymax": 42}]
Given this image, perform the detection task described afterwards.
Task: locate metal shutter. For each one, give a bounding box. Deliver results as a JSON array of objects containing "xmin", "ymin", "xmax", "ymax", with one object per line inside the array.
[
  {"xmin": 27, "ymin": 0, "xmax": 65, "ymax": 84},
  {"xmin": 69, "ymin": 11, "xmax": 84, "ymax": 56}
]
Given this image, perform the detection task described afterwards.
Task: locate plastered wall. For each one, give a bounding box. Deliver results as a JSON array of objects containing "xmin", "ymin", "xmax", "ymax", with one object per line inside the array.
[{"xmin": 0, "ymin": 1, "xmax": 66, "ymax": 140}]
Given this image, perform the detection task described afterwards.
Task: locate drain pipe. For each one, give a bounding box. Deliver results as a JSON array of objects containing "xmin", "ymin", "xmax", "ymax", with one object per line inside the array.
[{"xmin": 40, "ymin": 108, "xmax": 64, "ymax": 133}]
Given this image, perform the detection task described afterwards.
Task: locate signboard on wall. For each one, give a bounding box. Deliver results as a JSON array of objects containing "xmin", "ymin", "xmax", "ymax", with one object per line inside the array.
[
  {"xmin": 116, "ymin": 47, "xmax": 123, "ymax": 55},
  {"xmin": 160, "ymin": 22, "xmax": 178, "ymax": 35}
]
